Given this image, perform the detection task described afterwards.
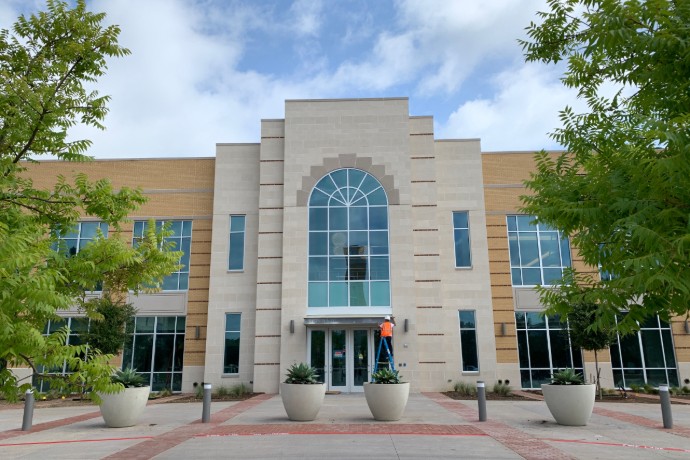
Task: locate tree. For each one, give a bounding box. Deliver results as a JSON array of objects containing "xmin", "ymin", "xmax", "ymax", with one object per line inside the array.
[
  {"xmin": 519, "ymin": 0, "xmax": 690, "ymax": 334},
  {"xmin": 0, "ymin": 0, "xmax": 179, "ymax": 400}
]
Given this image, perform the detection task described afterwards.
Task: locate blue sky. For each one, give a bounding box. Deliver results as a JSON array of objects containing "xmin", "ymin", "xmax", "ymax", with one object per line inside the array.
[{"xmin": 1, "ymin": 0, "xmax": 583, "ymax": 158}]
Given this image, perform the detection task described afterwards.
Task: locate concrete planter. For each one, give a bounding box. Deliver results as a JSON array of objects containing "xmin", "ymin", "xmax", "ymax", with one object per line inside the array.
[
  {"xmin": 280, "ymin": 382, "xmax": 326, "ymax": 421},
  {"xmin": 541, "ymin": 383, "xmax": 596, "ymax": 426},
  {"xmin": 98, "ymin": 386, "xmax": 150, "ymax": 428},
  {"xmin": 363, "ymin": 382, "xmax": 410, "ymax": 421}
]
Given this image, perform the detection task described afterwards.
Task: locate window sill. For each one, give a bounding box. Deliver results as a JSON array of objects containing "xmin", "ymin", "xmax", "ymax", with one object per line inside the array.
[
  {"xmin": 222, "ymin": 373, "xmax": 239, "ymax": 378},
  {"xmin": 461, "ymin": 371, "xmax": 480, "ymax": 375},
  {"xmin": 227, "ymin": 270, "xmax": 245, "ymax": 274},
  {"xmin": 454, "ymin": 266, "xmax": 473, "ymax": 270}
]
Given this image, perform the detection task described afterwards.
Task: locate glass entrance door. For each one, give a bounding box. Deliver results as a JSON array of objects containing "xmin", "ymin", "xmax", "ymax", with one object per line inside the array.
[{"xmin": 309, "ymin": 328, "xmax": 372, "ymax": 392}]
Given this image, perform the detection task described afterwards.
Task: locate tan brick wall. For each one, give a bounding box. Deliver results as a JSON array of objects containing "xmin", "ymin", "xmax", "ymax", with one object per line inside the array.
[{"xmin": 22, "ymin": 158, "xmax": 215, "ymax": 379}]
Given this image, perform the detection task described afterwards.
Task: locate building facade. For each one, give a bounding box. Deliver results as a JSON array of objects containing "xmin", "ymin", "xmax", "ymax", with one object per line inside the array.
[{"xmin": 19, "ymin": 98, "xmax": 690, "ymax": 394}]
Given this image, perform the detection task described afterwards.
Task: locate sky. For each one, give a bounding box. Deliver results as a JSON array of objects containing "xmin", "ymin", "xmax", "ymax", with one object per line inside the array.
[{"xmin": 0, "ymin": 0, "xmax": 584, "ymax": 158}]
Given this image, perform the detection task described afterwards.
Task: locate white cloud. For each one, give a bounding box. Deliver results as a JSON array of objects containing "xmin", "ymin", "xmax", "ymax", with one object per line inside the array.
[
  {"xmin": 439, "ymin": 63, "xmax": 584, "ymax": 151},
  {"xmin": 289, "ymin": 0, "xmax": 323, "ymax": 37}
]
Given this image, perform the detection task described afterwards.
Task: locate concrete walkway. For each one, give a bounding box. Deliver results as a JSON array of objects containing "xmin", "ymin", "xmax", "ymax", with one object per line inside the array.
[{"xmin": 1, "ymin": 392, "xmax": 690, "ymax": 459}]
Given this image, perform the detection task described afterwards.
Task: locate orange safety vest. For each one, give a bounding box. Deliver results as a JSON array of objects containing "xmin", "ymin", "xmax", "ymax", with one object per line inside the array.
[{"xmin": 380, "ymin": 321, "xmax": 393, "ymax": 337}]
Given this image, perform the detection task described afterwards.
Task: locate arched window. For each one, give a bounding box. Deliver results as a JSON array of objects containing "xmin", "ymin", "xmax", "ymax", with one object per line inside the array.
[{"xmin": 308, "ymin": 168, "xmax": 390, "ymax": 307}]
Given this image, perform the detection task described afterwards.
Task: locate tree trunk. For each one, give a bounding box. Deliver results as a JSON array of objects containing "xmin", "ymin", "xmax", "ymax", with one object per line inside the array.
[{"xmin": 594, "ymin": 349, "xmax": 602, "ymax": 400}]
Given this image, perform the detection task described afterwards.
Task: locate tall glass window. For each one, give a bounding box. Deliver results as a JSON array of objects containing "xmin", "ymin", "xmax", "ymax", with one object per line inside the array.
[
  {"xmin": 34, "ymin": 317, "xmax": 90, "ymax": 393},
  {"xmin": 308, "ymin": 168, "xmax": 390, "ymax": 307},
  {"xmin": 515, "ymin": 312, "xmax": 583, "ymax": 389},
  {"xmin": 122, "ymin": 316, "xmax": 186, "ymax": 392},
  {"xmin": 52, "ymin": 221, "xmax": 108, "ymax": 256},
  {"xmin": 133, "ymin": 220, "xmax": 192, "ymax": 291},
  {"xmin": 459, "ymin": 311, "xmax": 478, "ymax": 372},
  {"xmin": 611, "ymin": 315, "xmax": 679, "ymax": 388},
  {"xmin": 453, "ymin": 211, "xmax": 471, "ymax": 268},
  {"xmin": 228, "ymin": 215, "xmax": 246, "ymax": 271},
  {"xmin": 224, "ymin": 313, "xmax": 241, "ymax": 374},
  {"xmin": 507, "ymin": 215, "xmax": 571, "ymax": 286}
]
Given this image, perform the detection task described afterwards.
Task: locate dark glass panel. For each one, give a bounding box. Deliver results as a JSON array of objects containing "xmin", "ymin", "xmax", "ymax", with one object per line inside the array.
[
  {"xmin": 619, "ymin": 334, "xmax": 643, "ymax": 368},
  {"xmin": 622, "ymin": 369, "xmax": 645, "ymax": 386},
  {"xmin": 157, "ymin": 317, "xmax": 176, "ymax": 333},
  {"xmin": 132, "ymin": 335, "xmax": 154, "ymax": 372},
  {"xmin": 520, "ymin": 369, "xmax": 531, "ymax": 389},
  {"xmin": 517, "ymin": 331, "xmax": 529, "ymax": 368},
  {"xmin": 330, "ymin": 169, "xmax": 347, "ymax": 188},
  {"xmin": 174, "ymin": 335, "xmax": 184, "ymax": 371},
  {"xmin": 530, "ymin": 369, "xmax": 552, "ymax": 388},
  {"xmin": 507, "ymin": 215, "xmax": 517, "ymax": 231},
  {"xmin": 176, "ymin": 316, "xmax": 186, "ymax": 333},
  {"xmin": 640, "ymin": 330, "xmax": 664, "ymax": 367},
  {"xmin": 511, "ymin": 268, "xmax": 522, "ymax": 285},
  {"xmin": 182, "ymin": 220, "xmax": 192, "ymax": 237},
  {"xmin": 522, "ymin": 268, "xmax": 542, "ymax": 285},
  {"xmin": 180, "ymin": 238, "xmax": 192, "ymax": 269},
  {"xmin": 543, "ymin": 268, "xmax": 563, "ymax": 285},
  {"xmin": 168, "ymin": 221, "xmax": 183, "ymax": 236},
  {"xmin": 348, "ymin": 231, "xmax": 368, "ymax": 254},
  {"xmin": 515, "ymin": 312, "xmax": 526, "ymax": 330},
  {"xmin": 549, "ymin": 330, "xmax": 572, "ymax": 368},
  {"xmin": 348, "ymin": 169, "xmax": 365, "ymax": 189},
  {"xmin": 461, "ymin": 330, "xmax": 479, "ymax": 371},
  {"xmin": 154, "ymin": 335, "xmax": 174, "ymax": 372},
  {"xmin": 646, "ymin": 369, "xmax": 669, "ymax": 387},
  {"xmin": 612, "ymin": 370, "xmax": 624, "ymax": 388},
  {"xmin": 527, "ymin": 330, "xmax": 550, "ymax": 368},
  {"xmin": 353, "ymin": 330, "xmax": 369, "ymax": 386},
  {"xmin": 525, "ymin": 313, "xmax": 546, "ymax": 329},
  {"xmin": 329, "ymin": 231, "xmax": 347, "ymax": 255},
  {"xmin": 310, "ymin": 330, "xmax": 326, "ymax": 383},
  {"xmin": 540, "ymin": 232, "xmax": 560, "ymax": 266},
  {"xmin": 162, "ymin": 274, "xmax": 179, "ymax": 290},
  {"xmin": 667, "ymin": 368, "xmax": 679, "ymax": 387},
  {"xmin": 135, "ymin": 317, "xmax": 156, "ymax": 333},
  {"xmin": 661, "ymin": 330, "xmax": 676, "ymax": 367},
  {"xmin": 347, "ymin": 254, "xmax": 367, "ymax": 280},
  {"xmin": 178, "ymin": 274, "xmax": 189, "ymax": 290},
  {"xmin": 230, "ymin": 215, "xmax": 245, "ymax": 232},
  {"xmin": 368, "ymin": 187, "xmax": 387, "ymax": 205},
  {"xmin": 223, "ymin": 332, "xmax": 240, "ymax": 373},
  {"xmin": 315, "ymin": 175, "xmax": 337, "ymax": 196},
  {"xmin": 610, "ymin": 341, "xmax": 622, "ymax": 368},
  {"xmin": 640, "ymin": 316, "xmax": 659, "ymax": 328},
  {"xmin": 173, "ymin": 373, "xmax": 182, "ymax": 391},
  {"xmin": 310, "ymin": 188, "xmax": 329, "ymax": 206},
  {"xmin": 560, "ymin": 237, "xmax": 571, "ymax": 266},
  {"xmin": 359, "ymin": 174, "xmax": 380, "ymax": 195},
  {"xmin": 329, "ymin": 257, "xmax": 347, "ymax": 281},
  {"xmin": 80, "ymin": 222, "xmax": 101, "ymax": 239},
  {"xmin": 330, "ymin": 330, "xmax": 346, "ymax": 386}
]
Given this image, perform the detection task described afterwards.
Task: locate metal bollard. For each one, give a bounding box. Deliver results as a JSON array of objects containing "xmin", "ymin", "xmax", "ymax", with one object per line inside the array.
[
  {"xmin": 22, "ymin": 389, "xmax": 35, "ymax": 431},
  {"xmin": 477, "ymin": 381, "xmax": 487, "ymax": 422},
  {"xmin": 202, "ymin": 383, "xmax": 212, "ymax": 423},
  {"xmin": 659, "ymin": 384, "xmax": 673, "ymax": 429}
]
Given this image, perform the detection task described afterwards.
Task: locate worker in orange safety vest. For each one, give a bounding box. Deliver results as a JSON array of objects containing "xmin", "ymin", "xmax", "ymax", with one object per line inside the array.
[{"xmin": 379, "ymin": 315, "xmax": 395, "ymax": 357}]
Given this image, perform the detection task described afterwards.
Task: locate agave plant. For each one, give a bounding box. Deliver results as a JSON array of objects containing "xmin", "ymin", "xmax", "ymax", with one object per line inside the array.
[
  {"xmin": 550, "ymin": 368, "xmax": 584, "ymax": 385},
  {"xmin": 284, "ymin": 363, "xmax": 320, "ymax": 384},
  {"xmin": 370, "ymin": 368, "xmax": 401, "ymax": 384},
  {"xmin": 111, "ymin": 368, "xmax": 147, "ymax": 388}
]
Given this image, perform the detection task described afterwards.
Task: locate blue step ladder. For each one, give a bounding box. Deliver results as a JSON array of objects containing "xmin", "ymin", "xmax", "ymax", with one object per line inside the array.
[{"xmin": 372, "ymin": 336, "xmax": 395, "ymax": 377}]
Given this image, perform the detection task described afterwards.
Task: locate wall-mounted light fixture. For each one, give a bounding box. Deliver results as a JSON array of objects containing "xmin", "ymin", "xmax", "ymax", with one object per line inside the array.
[
  {"xmin": 404, "ymin": 318, "xmax": 409, "ymax": 333},
  {"xmin": 500, "ymin": 323, "xmax": 507, "ymax": 337},
  {"xmin": 195, "ymin": 325, "xmax": 201, "ymax": 339},
  {"xmin": 290, "ymin": 320, "xmax": 295, "ymax": 334},
  {"xmin": 685, "ymin": 320, "xmax": 690, "ymax": 334}
]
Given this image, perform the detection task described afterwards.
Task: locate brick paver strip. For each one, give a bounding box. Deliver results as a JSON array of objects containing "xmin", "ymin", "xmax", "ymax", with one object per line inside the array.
[
  {"xmin": 0, "ymin": 411, "xmax": 102, "ymax": 441},
  {"xmin": 103, "ymin": 393, "xmax": 274, "ymax": 460},
  {"xmin": 424, "ymin": 392, "xmax": 575, "ymax": 460},
  {"xmin": 593, "ymin": 406, "xmax": 690, "ymax": 438}
]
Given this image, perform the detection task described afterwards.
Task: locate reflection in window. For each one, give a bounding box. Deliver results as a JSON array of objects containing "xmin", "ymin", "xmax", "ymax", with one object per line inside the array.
[
  {"xmin": 507, "ymin": 215, "xmax": 571, "ymax": 286},
  {"xmin": 453, "ymin": 212, "xmax": 472, "ymax": 267},
  {"xmin": 611, "ymin": 315, "xmax": 679, "ymax": 388},
  {"xmin": 133, "ymin": 220, "xmax": 192, "ymax": 291},
  {"xmin": 515, "ymin": 312, "xmax": 583, "ymax": 389},
  {"xmin": 308, "ymin": 168, "xmax": 391, "ymax": 307},
  {"xmin": 224, "ymin": 313, "xmax": 241, "ymax": 374},
  {"xmin": 122, "ymin": 316, "xmax": 186, "ymax": 391},
  {"xmin": 228, "ymin": 215, "xmax": 245, "ymax": 271},
  {"xmin": 52, "ymin": 222, "xmax": 109, "ymax": 257},
  {"xmin": 459, "ymin": 311, "xmax": 478, "ymax": 372}
]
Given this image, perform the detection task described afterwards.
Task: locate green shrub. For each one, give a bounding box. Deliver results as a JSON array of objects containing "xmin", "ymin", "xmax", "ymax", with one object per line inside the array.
[
  {"xmin": 629, "ymin": 383, "xmax": 641, "ymax": 392},
  {"xmin": 195, "ymin": 385, "xmax": 204, "ymax": 399},
  {"xmin": 682, "ymin": 385, "xmax": 690, "ymax": 395},
  {"xmin": 215, "ymin": 385, "xmax": 231, "ymax": 397},
  {"xmin": 453, "ymin": 381, "xmax": 477, "ymax": 396},
  {"xmin": 230, "ymin": 382, "xmax": 250, "ymax": 396},
  {"xmin": 492, "ymin": 382, "xmax": 511, "ymax": 396}
]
